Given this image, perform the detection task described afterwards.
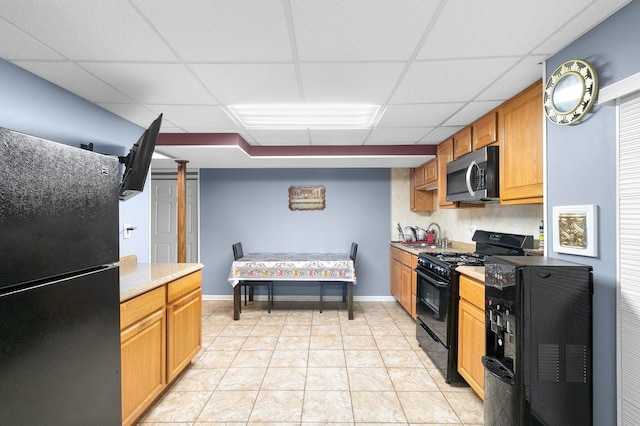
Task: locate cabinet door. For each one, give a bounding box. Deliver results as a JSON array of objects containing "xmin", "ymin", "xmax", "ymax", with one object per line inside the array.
[
  {"xmin": 121, "ymin": 308, "xmax": 166, "ymax": 426},
  {"xmin": 413, "ymin": 165, "xmax": 425, "ymax": 187},
  {"xmin": 424, "ymin": 158, "xmax": 438, "ymax": 187},
  {"xmin": 399, "ymin": 263, "xmax": 412, "ymax": 312},
  {"xmin": 472, "ymin": 111, "xmax": 497, "ymax": 150},
  {"xmin": 437, "ymin": 138, "xmax": 457, "ymax": 208},
  {"xmin": 458, "ymin": 299, "xmax": 485, "ymax": 399},
  {"xmin": 390, "ymin": 252, "xmax": 400, "ymax": 300},
  {"xmin": 500, "ymin": 81, "xmax": 543, "ymax": 204},
  {"xmin": 167, "ymin": 288, "xmax": 202, "ymax": 382},
  {"xmin": 453, "ymin": 126, "xmax": 472, "ymax": 159}
]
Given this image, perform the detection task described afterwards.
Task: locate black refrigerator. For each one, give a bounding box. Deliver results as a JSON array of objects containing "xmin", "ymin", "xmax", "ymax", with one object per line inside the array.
[
  {"xmin": 0, "ymin": 127, "xmax": 122, "ymax": 425},
  {"xmin": 482, "ymin": 255, "xmax": 593, "ymax": 426}
]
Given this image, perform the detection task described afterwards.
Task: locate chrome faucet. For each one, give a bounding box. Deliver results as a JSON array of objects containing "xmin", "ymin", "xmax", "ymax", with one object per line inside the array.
[{"xmin": 427, "ymin": 222, "xmax": 442, "ymax": 245}]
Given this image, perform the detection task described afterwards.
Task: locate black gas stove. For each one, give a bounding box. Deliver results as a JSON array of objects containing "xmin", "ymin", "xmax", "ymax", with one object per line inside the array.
[
  {"xmin": 417, "ymin": 252, "xmax": 486, "ymax": 281},
  {"xmin": 415, "ymin": 230, "xmax": 534, "ymax": 386}
]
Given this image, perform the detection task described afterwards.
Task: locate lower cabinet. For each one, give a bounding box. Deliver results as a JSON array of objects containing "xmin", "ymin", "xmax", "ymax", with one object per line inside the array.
[
  {"xmin": 120, "ymin": 270, "xmax": 202, "ymax": 426},
  {"xmin": 390, "ymin": 246, "xmax": 417, "ymax": 318},
  {"xmin": 167, "ymin": 273, "xmax": 202, "ymax": 383},
  {"xmin": 457, "ymin": 274, "xmax": 485, "ymax": 399}
]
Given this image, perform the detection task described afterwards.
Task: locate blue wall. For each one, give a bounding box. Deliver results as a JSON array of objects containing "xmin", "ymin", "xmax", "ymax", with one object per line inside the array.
[
  {"xmin": 0, "ymin": 59, "xmax": 151, "ymax": 261},
  {"xmin": 199, "ymin": 168, "xmax": 391, "ymax": 299},
  {"xmin": 546, "ymin": 2, "xmax": 640, "ymax": 423}
]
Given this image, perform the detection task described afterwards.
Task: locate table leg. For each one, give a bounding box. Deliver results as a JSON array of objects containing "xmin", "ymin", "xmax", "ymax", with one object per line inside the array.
[
  {"xmin": 233, "ymin": 284, "xmax": 241, "ymax": 320},
  {"xmin": 347, "ymin": 282, "xmax": 354, "ymax": 320}
]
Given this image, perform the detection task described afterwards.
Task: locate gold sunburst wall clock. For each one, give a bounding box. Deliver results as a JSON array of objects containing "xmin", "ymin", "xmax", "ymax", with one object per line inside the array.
[{"xmin": 544, "ymin": 59, "xmax": 598, "ymax": 125}]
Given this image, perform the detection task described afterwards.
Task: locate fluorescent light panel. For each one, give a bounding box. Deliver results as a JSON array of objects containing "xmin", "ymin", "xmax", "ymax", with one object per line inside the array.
[
  {"xmin": 152, "ymin": 151, "xmax": 172, "ymax": 160},
  {"xmin": 228, "ymin": 104, "xmax": 381, "ymax": 128}
]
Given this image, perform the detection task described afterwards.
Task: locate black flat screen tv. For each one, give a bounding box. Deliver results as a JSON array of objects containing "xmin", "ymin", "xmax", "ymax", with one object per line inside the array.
[{"xmin": 118, "ymin": 113, "xmax": 163, "ymax": 201}]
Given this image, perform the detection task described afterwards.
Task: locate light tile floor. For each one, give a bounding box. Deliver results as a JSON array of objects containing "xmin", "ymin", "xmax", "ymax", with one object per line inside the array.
[{"xmin": 138, "ymin": 299, "xmax": 484, "ymax": 425}]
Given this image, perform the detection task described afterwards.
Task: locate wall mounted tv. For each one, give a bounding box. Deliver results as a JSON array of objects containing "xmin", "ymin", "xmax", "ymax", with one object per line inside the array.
[{"xmin": 118, "ymin": 113, "xmax": 163, "ymax": 201}]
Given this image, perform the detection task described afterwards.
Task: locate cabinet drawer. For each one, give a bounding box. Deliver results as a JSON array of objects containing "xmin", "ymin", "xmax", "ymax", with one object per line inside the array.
[
  {"xmin": 393, "ymin": 247, "xmax": 412, "ymax": 266},
  {"xmin": 459, "ymin": 275, "xmax": 485, "ymax": 309},
  {"xmin": 167, "ymin": 270, "xmax": 202, "ymax": 303},
  {"xmin": 120, "ymin": 286, "xmax": 166, "ymax": 330}
]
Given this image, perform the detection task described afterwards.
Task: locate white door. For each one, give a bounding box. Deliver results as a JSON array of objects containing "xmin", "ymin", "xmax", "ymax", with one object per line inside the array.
[{"xmin": 151, "ymin": 174, "xmax": 198, "ymax": 263}]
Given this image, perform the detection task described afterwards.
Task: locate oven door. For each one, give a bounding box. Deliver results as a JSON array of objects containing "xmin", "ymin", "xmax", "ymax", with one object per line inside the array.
[{"xmin": 415, "ymin": 268, "xmax": 449, "ymax": 346}]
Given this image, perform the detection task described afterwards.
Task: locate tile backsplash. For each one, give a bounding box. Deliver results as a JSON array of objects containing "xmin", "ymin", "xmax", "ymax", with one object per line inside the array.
[{"xmin": 391, "ymin": 168, "xmax": 543, "ymax": 244}]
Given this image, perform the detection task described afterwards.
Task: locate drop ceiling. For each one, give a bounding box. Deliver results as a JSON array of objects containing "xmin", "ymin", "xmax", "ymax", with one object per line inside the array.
[{"xmin": 0, "ymin": 0, "xmax": 630, "ymax": 168}]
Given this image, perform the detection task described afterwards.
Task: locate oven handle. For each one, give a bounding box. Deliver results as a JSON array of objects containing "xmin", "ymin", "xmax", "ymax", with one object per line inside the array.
[
  {"xmin": 415, "ymin": 268, "xmax": 448, "ymax": 288},
  {"xmin": 418, "ymin": 318, "xmax": 444, "ymax": 345}
]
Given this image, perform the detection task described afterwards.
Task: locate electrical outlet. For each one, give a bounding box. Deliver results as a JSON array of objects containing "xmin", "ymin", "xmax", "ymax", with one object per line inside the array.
[{"xmin": 123, "ymin": 224, "xmax": 131, "ymax": 239}]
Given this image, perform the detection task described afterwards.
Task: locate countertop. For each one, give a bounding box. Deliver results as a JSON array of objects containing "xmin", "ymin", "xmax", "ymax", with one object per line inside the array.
[
  {"xmin": 389, "ymin": 241, "xmax": 475, "ymax": 256},
  {"xmin": 456, "ymin": 265, "xmax": 485, "ymax": 282},
  {"xmin": 119, "ymin": 261, "xmax": 204, "ymax": 302}
]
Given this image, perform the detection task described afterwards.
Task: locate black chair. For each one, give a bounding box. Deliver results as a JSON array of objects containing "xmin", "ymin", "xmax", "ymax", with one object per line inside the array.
[
  {"xmin": 320, "ymin": 242, "xmax": 357, "ymax": 313},
  {"xmin": 232, "ymin": 242, "xmax": 273, "ymax": 313}
]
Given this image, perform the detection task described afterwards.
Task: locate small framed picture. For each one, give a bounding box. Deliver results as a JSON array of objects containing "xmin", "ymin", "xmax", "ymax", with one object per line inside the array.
[
  {"xmin": 552, "ymin": 204, "xmax": 597, "ymax": 257},
  {"xmin": 288, "ymin": 185, "xmax": 326, "ymax": 211}
]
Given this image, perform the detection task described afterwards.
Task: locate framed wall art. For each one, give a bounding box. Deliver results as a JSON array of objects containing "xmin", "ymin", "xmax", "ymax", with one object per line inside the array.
[
  {"xmin": 552, "ymin": 204, "xmax": 598, "ymax": 257},
  {"xmin": 288, "ymin": 185, "xmax": 326, "ymax": 211}
]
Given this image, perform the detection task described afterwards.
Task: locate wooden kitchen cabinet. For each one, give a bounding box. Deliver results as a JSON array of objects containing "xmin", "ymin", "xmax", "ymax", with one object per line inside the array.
[
  {"xmin": 167, "ymin": 271, "xmax": 202, "ymax": 383},
  {"xmin": 390, "ymin": 246, "xmax": 417, "ymax": 318},
  {"xmin": 499, "ymin": 80, "xmax": 543, "ymax": 204},
  {"xmin": 453, "ymin": 126, "xmax": 473, "ymax": 159},
  {"xmin": 458, "ymin": 274, "xmax": 485, "ymax": 399},
  {"xmin": 472, "ymin": 111, "xmax": 498, "ymax": 150},
  {"xmin": 437, "ymin": 138, "xmax": 457, "ymax": 208},
  {"xmin": 120, "ymin": 270, "xmax": 203, "ymax": 425},
  {"xmin": 120, "ymin": 286, "xmax": 167, "ymax": 426},
  {"xmin": 423, "ymin": 158, "xmax": 438, "ymax": 188},
  {"xmin": 410, "ymin": 168, "xmax": 436, "ymax": 212}
]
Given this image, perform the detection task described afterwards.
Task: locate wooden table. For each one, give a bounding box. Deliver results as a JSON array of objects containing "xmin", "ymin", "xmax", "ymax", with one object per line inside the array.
[{"xmin": 228, "ymin": 252, "xmax": 357, "ymax": 320}]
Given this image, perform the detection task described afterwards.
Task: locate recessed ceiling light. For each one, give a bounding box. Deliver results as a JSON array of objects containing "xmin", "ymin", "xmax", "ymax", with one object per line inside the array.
[{"xmin": 227, "ymin": 104, "xmax": 381, "ymax": 129}]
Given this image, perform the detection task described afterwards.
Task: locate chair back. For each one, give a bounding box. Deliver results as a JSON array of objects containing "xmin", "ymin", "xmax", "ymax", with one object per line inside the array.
[
  {"xmin": 232, "ymin": 242, "xmax": 244, "ymax": 260},
  {"xmin": 350, "ymin": 242, "xmax": 358, "ymax": 263}
]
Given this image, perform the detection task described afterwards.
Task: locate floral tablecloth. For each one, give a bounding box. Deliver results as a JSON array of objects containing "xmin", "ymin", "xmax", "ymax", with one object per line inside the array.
[{"xmin": 228, "ymin": 252, "xmax": 357, "ymax": 286}]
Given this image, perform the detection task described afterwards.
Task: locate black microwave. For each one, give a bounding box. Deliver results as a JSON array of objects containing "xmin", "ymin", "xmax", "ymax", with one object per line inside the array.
[{"xmin": 446, "ymin": 146, "xmax": 499, "ymax": 203}]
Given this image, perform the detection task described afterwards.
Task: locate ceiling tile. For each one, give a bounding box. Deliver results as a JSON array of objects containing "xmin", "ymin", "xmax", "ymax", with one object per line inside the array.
[
  {"xmin": 14, "ymin": 61, "xmax": 133, "ymax": 103},
  {"xmin": 366, "ymin": 127, "xmax": 431, "ymax": 145},
  {"xmin": 418, "ymin": 1, "xmax": 592, "ymax": 59},
  {"xmin": 391, "ymin": 58, "xmax": 520, "ymax": 104},
  {"xmin": 245, "ymin": 129, "xmax": 310, "ymax": 146},
  {"xmin": 0, "ymin": 0, "xmax": 176, "ymax": 61},
  {"xmin": 442, "ymin": 101, "xmax": 503, "ymax": 126},
  {"xmin": 97, "ymin": 103, "xmax": 165, "ymax": 128},
  {"xmin": 377, "ymin": 103, "xmax": 465, "ymax": 128},
  {"xmin": 133, "ymin": 0, "xmax": 293, "ymax": 62},
  {"xmin": 475, "ymin": 56, "xmax": 546, "ymax": 101},
  {"xmin": 191, "ymin": 63, "xmax": 301, "ymax": 104},
  {"xmin": 532, "ymin": 0, "xmax": 632, "ymax": 55},
  {"xmin": 309, "ymin": 129, "xmax": 370, "ymax": 145},
  {"xmin": 419, "ymin": 126, "xmax": 465, "ymax": 143},
  {"xmin": 146, "ymin": 105, "xmax": 239, "ymax": 129},
  {"xmin": 81, "ymin": 63, "xmax": 215, "ymax": 104},
  {"xmin": 300, "ymin": 62, "xmax": 405, "ymax": 104},
  {"xmin": 0, "ymin": 20, "xmax": 64, "ymax": 60},
  {"xmin": 292, "ymin": 0, "xmax": 439, "ymax": 61}
]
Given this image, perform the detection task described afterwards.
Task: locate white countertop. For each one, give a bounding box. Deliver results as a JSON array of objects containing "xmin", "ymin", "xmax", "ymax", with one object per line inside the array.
[{"xmin": 119, "ymin": 262, "xmax": 204, "ymax": 302}]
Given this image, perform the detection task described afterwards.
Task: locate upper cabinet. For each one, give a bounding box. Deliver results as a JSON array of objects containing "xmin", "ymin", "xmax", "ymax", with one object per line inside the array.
[
  {"xmin": 410, "ymin": 168, "xmax": 436, "ymax": 212},
  {"xmin": 472, "ymin": 111, "xmax": 498, "ymax": 150},
  {"xmin": 437, "ymin": 138, "xmax": 457, "ymax": 209},
  {"xmin": 423, "ymin": 158, "xmax": 438, "ymax": 188},
  {"xmin": 499, "ymin": 81, "xmax": 543, "ymax": 204},
  {"xmin": 453, "ymin": 126, "xmax": 473, "ymax": 159}
]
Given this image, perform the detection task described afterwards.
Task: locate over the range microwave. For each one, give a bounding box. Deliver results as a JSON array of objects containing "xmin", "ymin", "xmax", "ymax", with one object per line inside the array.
[{"xmin": 446, "ymin": 146, "xmax": 499, "ymax": 203}]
